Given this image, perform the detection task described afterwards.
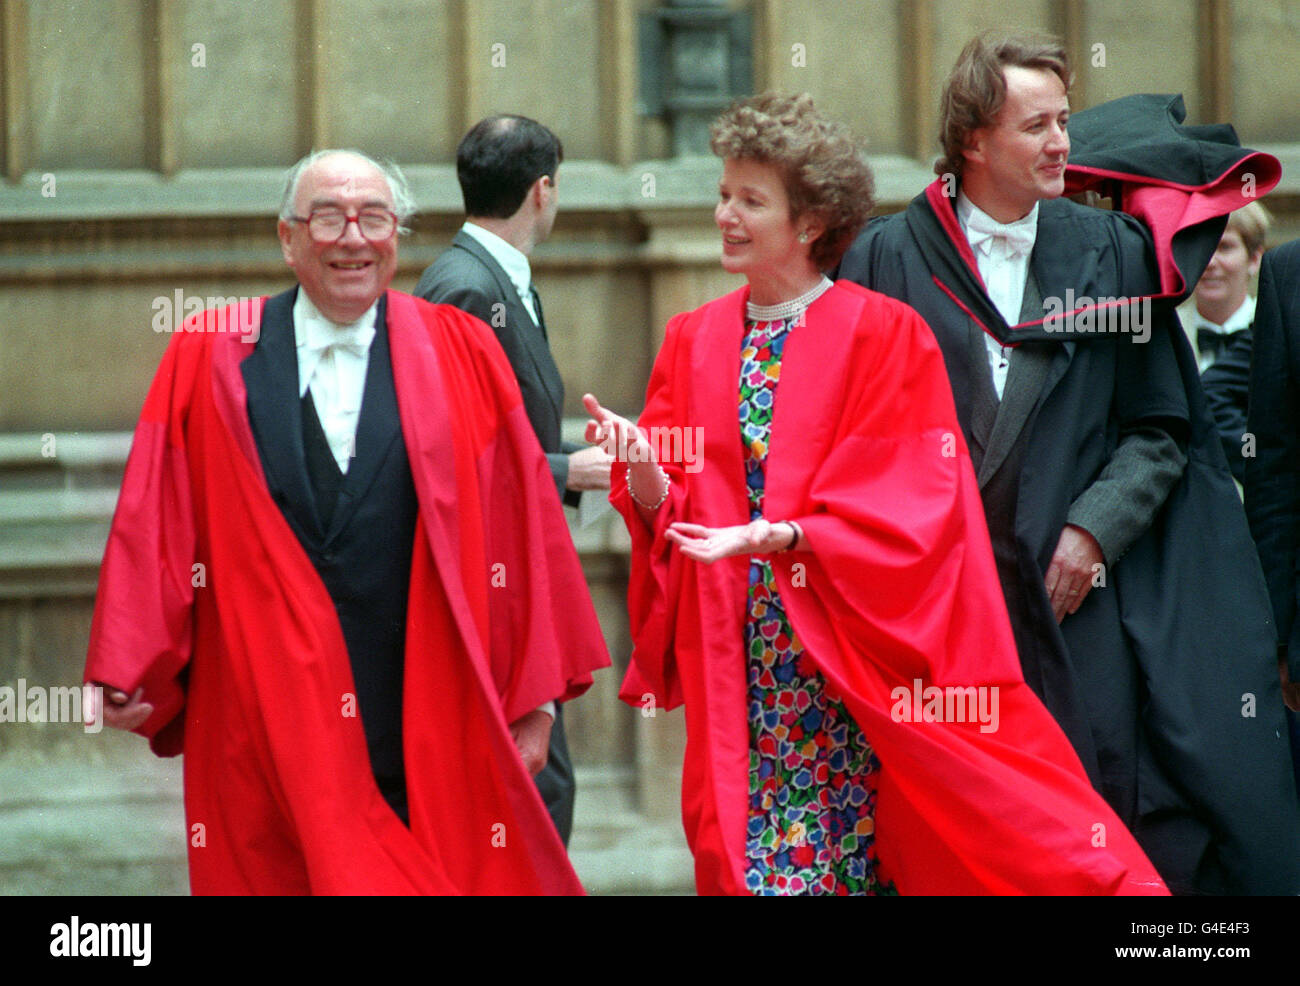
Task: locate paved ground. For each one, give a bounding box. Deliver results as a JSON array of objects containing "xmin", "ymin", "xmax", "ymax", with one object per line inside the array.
[{"xmin": 0, "ymin": 749, "xmax": 694, "ymax": 896}]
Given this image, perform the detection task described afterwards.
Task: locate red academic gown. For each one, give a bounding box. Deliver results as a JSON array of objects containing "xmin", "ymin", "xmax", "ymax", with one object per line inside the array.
[
  {"xmin": 612, "ymin": 281, "xmax": 1168, "ymax": 895},
  {"xmin": 85, "ymin": 290, "xmax": 609, "ymax": 895}
]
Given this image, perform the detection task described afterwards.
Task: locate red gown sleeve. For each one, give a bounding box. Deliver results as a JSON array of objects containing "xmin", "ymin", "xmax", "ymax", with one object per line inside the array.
[
  {"xmin": 404, "ymin": 298, "xmax": 610, "ymax": 725},
  {"xmin": 610, "ymin": 311, "xmax": 693, "ymax": 711},
  {"xmin": 478, "ymin": 371, "xmax": 609, "ymax": 721},
  {"xmin": 84, "ymin": 333, "xmax": 202, "ymax": 756}
]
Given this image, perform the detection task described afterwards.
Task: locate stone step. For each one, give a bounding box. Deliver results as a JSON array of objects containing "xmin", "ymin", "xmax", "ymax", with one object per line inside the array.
[
  {"xmin": 0, "ymin": 755, "xmax": 693, "ymax": 895},
  {"xmin": 569, "ymin": 764, "xmax": 694, "ymax": 895},
  {"xmin": 0, "ymin": 489, "xmax": 120, "ymax": 523},
  {"xmin": 0, "ymin": 433, "xmax": 132, "ymax": 496},
  {"xmin": 0, "ymin": 757, "xmax": 188, "ymax": 895},
  {"xmin": 0, "ymin": 433, "xmax": 133, "ymax": 471}
]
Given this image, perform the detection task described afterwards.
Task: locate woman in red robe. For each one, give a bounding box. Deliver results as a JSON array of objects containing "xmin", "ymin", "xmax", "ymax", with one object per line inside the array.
[{"xmin": 585, "ymin": 93, "xmax": 1168, "ymax": 896}]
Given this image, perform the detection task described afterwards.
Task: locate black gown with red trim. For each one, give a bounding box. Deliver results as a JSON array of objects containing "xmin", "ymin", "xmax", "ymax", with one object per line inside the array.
[{"xmin": 837, "ymin": 93, "xmax": 1300, "ymax": 894}]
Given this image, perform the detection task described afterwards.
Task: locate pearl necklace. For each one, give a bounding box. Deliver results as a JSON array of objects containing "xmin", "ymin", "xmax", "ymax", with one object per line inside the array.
[{"xmin": 746, "ymin": 276, "xmax": 834, "ymax": 322}]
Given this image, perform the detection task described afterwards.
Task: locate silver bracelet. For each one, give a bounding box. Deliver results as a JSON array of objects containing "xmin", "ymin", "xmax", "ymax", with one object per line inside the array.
[{"xmin": 627, "ymin": 464, "xmax": 670, "ymax": 510}]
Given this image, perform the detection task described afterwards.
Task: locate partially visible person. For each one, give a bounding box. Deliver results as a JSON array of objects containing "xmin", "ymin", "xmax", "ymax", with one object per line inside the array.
[
  {"xmin": 1245, "ymin": 236, "xmax": 1300, "ymax": 794},
  {"xmin": 415, "ymin": 114, "xmax": 612, "ymax": 845},
  {"xmin": 1184, "ymin": 200, "xmax": 1271, "ymax": 483},
  {"xmin": 84, "ymin": 149, "xmax": 609, "ymax": 894},
  {"xmin": 586, "ymin": 92, "xmax": 1166, "ymax": 895}
]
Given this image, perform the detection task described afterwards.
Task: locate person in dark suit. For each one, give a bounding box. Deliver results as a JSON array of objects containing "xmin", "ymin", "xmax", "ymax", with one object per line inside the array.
[
  {"xmin": 1185, "ymin": 201, "xmax": 1271, "ymax": 484},
  {"xmin": 415, "ymin": 116, "xmax": 611, "ymax": 844},
  {"xmin": 1245, "ymin": 236, "xmax": 1300, "ymax": 794},
  {"xmin": 84, "ymin": 149, "xmax": 609, "ymax": 893},
  {"xmin": 839, "ymin": 32, "xmax": 1300, "ymax": 893}
]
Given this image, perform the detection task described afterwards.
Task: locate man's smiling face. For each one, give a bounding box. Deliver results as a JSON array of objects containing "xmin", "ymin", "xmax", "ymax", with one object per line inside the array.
[
  {"xmin": 963, "ymin": 65, "xmax": 1070, "ymax": 223},
  {"xmin": 278, "ymin": 152, "xmax": 398, "ymax": 324}
]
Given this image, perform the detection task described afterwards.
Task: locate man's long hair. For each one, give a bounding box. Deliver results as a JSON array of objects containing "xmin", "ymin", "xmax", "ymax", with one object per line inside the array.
[{"xmin": 935, "ymin": 32, "xmax": 1071, "ymax": 180}]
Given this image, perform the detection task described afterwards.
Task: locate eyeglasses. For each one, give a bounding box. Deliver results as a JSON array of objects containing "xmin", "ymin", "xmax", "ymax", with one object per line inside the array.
[{"xmin": 288, "ymin": 208, "xmax": 398, "ymax": 243}]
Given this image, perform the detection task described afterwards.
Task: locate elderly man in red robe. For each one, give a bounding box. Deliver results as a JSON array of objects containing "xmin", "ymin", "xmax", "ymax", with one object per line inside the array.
[{"xmin": 83, "ymin": 149, "xmax": 609, "ymax": 895}]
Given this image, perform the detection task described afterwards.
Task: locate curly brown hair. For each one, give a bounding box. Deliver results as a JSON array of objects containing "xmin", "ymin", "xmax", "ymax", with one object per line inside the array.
[
  {"xmin": 935, "ymin": 32, "xmax": 1071, "ymax": 181},
  {"xmin": 709, "ymin": 93, "xmax": 875, "ymax": 270}
]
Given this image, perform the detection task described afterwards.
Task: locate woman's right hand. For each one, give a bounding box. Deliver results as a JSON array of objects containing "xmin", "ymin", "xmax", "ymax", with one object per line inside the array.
[
  {"xmin": 583, "ymin": 393, "xmax": 654, "ymax": 464},
  {"xmin": 584, "ymin": 393, "xmax": 668, "ymax": 508}
]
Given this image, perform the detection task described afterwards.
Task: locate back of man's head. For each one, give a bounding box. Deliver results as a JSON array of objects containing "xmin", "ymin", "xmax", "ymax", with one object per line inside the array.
[
  {"xmin": 457, "ymin": 115, "xmax": 563, "ymax": 219},
  {"xmin": 935, "ymin": 32, "xmax": 1071, "ymax": 180}
]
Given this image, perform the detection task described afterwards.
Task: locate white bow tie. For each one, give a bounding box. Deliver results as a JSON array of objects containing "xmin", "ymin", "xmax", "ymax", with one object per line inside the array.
[
  {"xmin": 966, "ymin": 211, "xmax": 1037, "ymax": 259},
  {"xmin": 301, "ymin": 322, "xmax": 373, "ymax": 359}
]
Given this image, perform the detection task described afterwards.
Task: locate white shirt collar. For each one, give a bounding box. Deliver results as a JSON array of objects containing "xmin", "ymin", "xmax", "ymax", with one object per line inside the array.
[
  {"xmin": 292, "ymin": 289, "xmax": 378, "ymax": 399},
  {"xmin": 1195, "ymin": 295, "xmax": 1255, "ymax": 335},
  {"xmin": 955, "ymin": 193, "xmax": 1039, "ymax": 403},
  {"xmin": 956, "ymin": 192, "xmax": 1039, "ymax": 256},
  {"xmin": 461, "ymin": 221, "xmax": 534, "ymax": 302}
]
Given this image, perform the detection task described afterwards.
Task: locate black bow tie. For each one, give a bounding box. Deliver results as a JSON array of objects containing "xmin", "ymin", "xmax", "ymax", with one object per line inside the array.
[{"xmin": 1197, "ymin": 327, "xmax": 1240, "ymax": 362}]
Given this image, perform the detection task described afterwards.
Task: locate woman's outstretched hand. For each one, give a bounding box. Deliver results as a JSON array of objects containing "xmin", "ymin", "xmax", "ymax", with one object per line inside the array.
[
  {"xmin": 666, "ymin": 519, "xmax": 796, "ymax": 563},
  {"xmin": 583, "ymin": 393, "xmax": 650, "ymax": 462},
  {"xmin": 584, "ymin": 393, "xmax": 670, "ymax": 511}
]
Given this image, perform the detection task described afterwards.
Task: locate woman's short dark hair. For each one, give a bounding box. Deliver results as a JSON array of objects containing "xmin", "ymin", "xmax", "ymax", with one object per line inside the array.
[
  {"xmin": 935, "ymin": 32, "xmax": 1071, "ymax": 181},
  {"xmin": 457, "ymin": 115, "xmax": 564, "ymax": 219},
  {"xmin": 709, "ymin": 92, "xmax": 875, "ymax": 270}
]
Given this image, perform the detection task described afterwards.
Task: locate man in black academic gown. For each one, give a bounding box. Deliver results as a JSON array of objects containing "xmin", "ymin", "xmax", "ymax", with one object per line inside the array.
[
  {"xmin": 414, "ymin": 115, "xmax": 612, "ymax": 844},
  {"xmin": 839, "ymin": 32, "xmax": 1300, "ymax": 894}
]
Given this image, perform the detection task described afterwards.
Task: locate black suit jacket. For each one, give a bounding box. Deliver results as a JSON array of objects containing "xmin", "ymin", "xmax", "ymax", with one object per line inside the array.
[
  {"xmin": 1246, "ymin": 240, "xmax": 1300, "ymax": 681},
  {"xmin": 414, "ymin": 229, "xmax": 580, "ymax": 505},
  {"xmin": 413, "ymin": 228, "xmax": 579, "ymax": 844}
]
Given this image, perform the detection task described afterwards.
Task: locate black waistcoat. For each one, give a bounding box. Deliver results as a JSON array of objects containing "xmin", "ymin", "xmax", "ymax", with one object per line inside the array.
[
  {"xmin": 242, "ymin": 290, "xmax": 419, "ymax": 822},
  {"xmin": 964, "ymin": 268, "xmax": 1102, "ymax": 782}
]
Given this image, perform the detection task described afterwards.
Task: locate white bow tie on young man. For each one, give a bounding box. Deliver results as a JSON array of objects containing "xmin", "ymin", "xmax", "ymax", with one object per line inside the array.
[
  {"xmin": 964, "ymin": 207, "xmax": 1038, "ymax": 260},
  {"xmin": 956, "ymin": 197, "xmax": 1040, "ymax": 401}
]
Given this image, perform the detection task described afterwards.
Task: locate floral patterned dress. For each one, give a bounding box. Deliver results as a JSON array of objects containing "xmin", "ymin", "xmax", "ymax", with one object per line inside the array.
[{"xmin": 739, "ymin": 313, "xmax": 894, "ymax": 896}]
